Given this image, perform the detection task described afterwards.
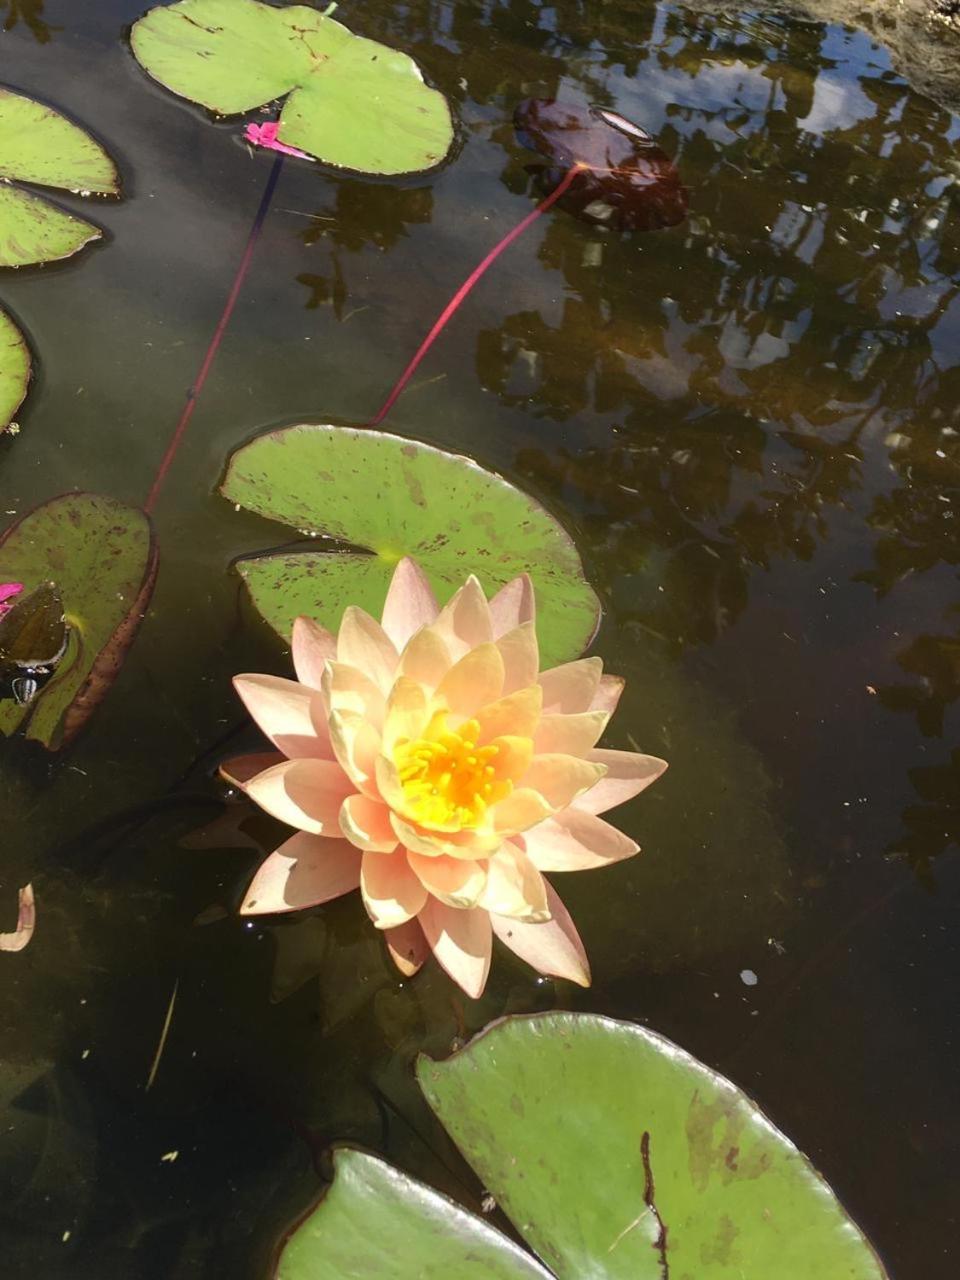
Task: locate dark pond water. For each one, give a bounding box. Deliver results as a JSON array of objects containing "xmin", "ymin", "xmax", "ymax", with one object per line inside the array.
[{"xmin": 2, "ymin": 0, "xmax": 959, "ymax": 1275}]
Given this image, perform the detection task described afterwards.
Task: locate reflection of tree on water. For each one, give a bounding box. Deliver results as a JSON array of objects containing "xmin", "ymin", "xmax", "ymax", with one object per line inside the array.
[{"xmin": 1, "ymin": 0, "xmax": 58, "ymax": 42}]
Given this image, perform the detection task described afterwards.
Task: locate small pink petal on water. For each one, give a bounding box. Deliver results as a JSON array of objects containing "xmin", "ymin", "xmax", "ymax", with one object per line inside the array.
[
  {"xmin": 244, "ymin": 120, "xmax": 312, "ymax": 160},
  {"xmin": 1, "ymin": 884, "xmax": 36, "ymax": 953}
]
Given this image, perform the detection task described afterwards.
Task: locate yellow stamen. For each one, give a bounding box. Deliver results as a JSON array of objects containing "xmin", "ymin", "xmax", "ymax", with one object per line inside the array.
[{"xmin": 394, "ymin": 711, "xmax": 514, "ymax": 830}]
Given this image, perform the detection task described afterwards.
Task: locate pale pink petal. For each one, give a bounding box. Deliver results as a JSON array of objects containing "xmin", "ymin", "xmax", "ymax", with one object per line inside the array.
[
  {"xmin": 244, "ymin": 758, "xmax": 354, "ymax": 835},
  {"xmin": 406, "ymin": 850, "xmax": 487, "ymax": 908},
  {"xmin": 533, "ymin": 711, "xmax": 608, "ymax": 758},
  {"xmin": 538, "ymin": 657, "xmax": 603, "ymax": 714},
  {"xmin": 233, "ymin": 674, "xmax": 333, "ymax": 759},
  {"xmin": 385, "ymin": 918, "xmax": 429, "ymax": 977},
  {"xmin": 329, "ymin": 710, "xmax": 381, "ymax": 799},
  {"xmin": 435, "ymin": 642, "xmax": 504, "ymax": 716},
  {"xmin": 491, "ymin": 880, "xmax": 590, "ymax": 987},
  {"xmin": 321, "ymin": 661, "xmax": 386, "ymax": 728},
  {"xmin": 0, "ymin": 884, "xmax": 35, "ymax": 953},
  {"xmin": 493, "ymin": 787, "xmax": 554, "ymax": 833},
  {"xmin": 390, "ymin": 812, "xmax": 501, "ymax": 858},
  {"xmin": 340, "ymin": 793, "xmax": 398, "ymax": 852},
  {"xmin": 398, "ymin": 626, "xmax": 452, "ymax": 689},
  {"xmin": 380, "ymin": 557, "xmax": 439, "ymax": 649},
  {"xmin": 375, "ymin": 755, "xmax": 407, "ymax": 814},
  {"xmin": 382, "ymin": 676, "xmax": 430, "ymax": 755},
  {"xmin": 572, "ymin": 750, "xmax": 668, "ymax": 815},
  {"xmin": 522, "ymin": 754, "xmax": 606, "ymax": 809},
  {"xmin": 496, "ymin": 621, "xmax": 540, "ymax": 695},
  {"xmin": 590, "ymin": 673, "xmax": 624, "ymax": 714},
  {"xmin": 523, "ymin": 809, "xmax": 639, "ymax": 871},
  {"xmin": 218, "ymin": 751, "xmax": 285, "ymax": 787},
  {"xmin": 487, "ymin": 735, "xmax": 534, "ymax": 784},
  {"xmin": 478, "ymin": 844, "xmax": 549, "ymax": 920},
  {"xmin": 475, "ymin": 685, "xmax": 542, "ymax": 744},
  {"xmin": 336, "ymin": 606, "xmax": 399, "ymax": 692},
  {"xmin": 489, "ymin": 574, "xmax": 535, "ymax": 638},
  {"xmin": 418, "ymin": 899, "xmax": 492, "ymax": 998},
  {"xmin": 240, "ymin": 832, "xmax": 360, "ymax": 915},
  {"xmin": 433, "ymin": 576, "xmax": 493, "ymax": 661},
  {"xmin": 292, "ymin": 616, "xmax": 337, "ymax": 689},
  {"xmin": 361, "ymin": 849, "xmax": 428, "ymax": 928}
]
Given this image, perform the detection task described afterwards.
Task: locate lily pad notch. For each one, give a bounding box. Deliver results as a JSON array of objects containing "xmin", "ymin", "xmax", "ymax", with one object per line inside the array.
[
  {"xmin": 220, "ymin": 423, "xmax": 601, "ymax": 669},
  {"xmin": 274, "ymin": 1012, "xmax": 889, "ymax": 1279},
  {"xmin": 130, "ymin": 0, "xmax": 455, "ymax": 176}
]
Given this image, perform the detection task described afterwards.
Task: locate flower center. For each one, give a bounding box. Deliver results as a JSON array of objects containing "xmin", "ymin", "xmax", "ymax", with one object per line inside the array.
[{"xmin": 394, "ymin": 711, "xmax": 512, "ymax": 830}]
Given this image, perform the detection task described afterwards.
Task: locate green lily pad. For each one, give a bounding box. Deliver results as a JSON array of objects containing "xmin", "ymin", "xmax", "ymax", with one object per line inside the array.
[
  {"xmin": 0, "ymin": 87, "xmax": 119, "ymax": 267},
  {"xmin": 276, "ymin": 1148, "xmax": 552, "ymax": 1279},
  {"xmin": 276, "ymin": 1013, "xmax": 887, "ymax": 1278},
  {"xmin": 130, "ymin": 0, "xmax": 454, "ymax": 175},
  {"xmin": 0, "ymin": 493, "xmax": 157, "ymax": 749},
  {"xmin": 0, "ymin": 306, "xmax": 30, "ymax": 431},
  {"xmin": 220, "ymin": 424, "xmax": 600, "ymax": 668}
]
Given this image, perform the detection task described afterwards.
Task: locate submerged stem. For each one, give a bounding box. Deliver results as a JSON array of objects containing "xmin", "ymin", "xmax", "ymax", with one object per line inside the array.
[{"xmin": 369, "ymin": 162, "xmax": 583, "ymax": 426}]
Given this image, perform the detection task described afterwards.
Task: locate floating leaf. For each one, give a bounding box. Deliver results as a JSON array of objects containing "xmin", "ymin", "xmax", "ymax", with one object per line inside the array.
[
  {"xmin": 0, "ymin": 87, "xmax": 119, "ymax": 267},
  {"xmin": 221, "ymin": 424, "xmax": 600, "ymax": 668},
  {"xmin": 131, "ymin": 0, "xmax": 454, "ymax": 175},
  {"xmin": 514, "ymin": 99, "xmax": 688, "ymax": 232},
  {"xmin": 0, "ymin": 305, "xmax": 29, "ymax": 430},
  {"xmin": 275, "ymin": 1012, "xmax": 887, "ymax": 1278},
  {"xmin": 0, "ymin": 493, "xmax": 157, "ymax": 748},
  {"xmin": 275, "ymin": 1148, "xmax": 552, "ymax": 1279}
]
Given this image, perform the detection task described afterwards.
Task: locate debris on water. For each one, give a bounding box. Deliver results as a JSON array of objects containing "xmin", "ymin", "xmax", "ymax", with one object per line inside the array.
[{"xmin": 740, "ymin": 968, "xmax": 759, "ymax": 986}]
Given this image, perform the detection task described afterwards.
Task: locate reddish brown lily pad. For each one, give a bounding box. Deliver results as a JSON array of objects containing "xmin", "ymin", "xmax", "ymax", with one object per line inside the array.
[{"xmin": 514, "ymin": 99, "xmax": 688, "ymax": 232}]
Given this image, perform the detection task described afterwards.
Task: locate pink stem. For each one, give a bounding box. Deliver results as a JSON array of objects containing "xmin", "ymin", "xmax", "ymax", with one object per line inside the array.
[{"xmin": 369, "ymin": 163, "xmax": 583, "ymax": 426}]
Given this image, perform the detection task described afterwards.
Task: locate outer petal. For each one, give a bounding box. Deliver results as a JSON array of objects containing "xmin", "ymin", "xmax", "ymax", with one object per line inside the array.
[
  {"xmin": 478, "ymin": 844, "xmax": 549, "ymax": 921},
  {"xmin": 496, "ymin": 621, "xmax": 540, "ymax": 696},
  {"xmin": 522, "ymin": 809, "xmax": 639, "ymax": 871},
  {"xmin": 233, "ymin": 674, "xmax": 333, "ymax": 759},
  {"xmin": 321, "ymin": 661, "xmax": 386, "ymax": 728},
  {"xmin": 340, "ymin": 793, "xmax": 398, "ymax": 852},
  {"xmin": 534, "ymin": 711, "xmax": 608, "ymax": 758},
  {"xmin": 491, "ymin": 880, "xmax": 590, "ymax": 987},
  {"xmin": 475, "ymin": 685, "xmax": 542, "ymax": 745},
  {"xmin": 329, "ymin": 710, "xmax": 381, "ymax": 799},
  {"xmin": 538, "ymin": 657, "xmax": 603, "ymax": 714},
  {"xmin": 380, "ymin": 557, "xmax": 439, "ymax": 649},
  {"xmin": 489, "ymin": 573, "xmax": 535, "ymax": 638},
  {"xmin": 521, "ymin": 754, "xmax": 606, "ymax": 809},
  {"xmin": 590, "ymin": 673, "xmax": 624, "ymax": 715},
  {"xmin": 336, "ymin": 606, "xmax": 399, "ymax": 692},
  {"xmin": 361, "ymin": 849, "xmax": 428, "ymax": 928},
  {"xmin": 240, "ymin": 832, "xmax": 360, "ymax": 915},
  {"xmin": 398, "ymin": 625, "xmax": 452, "ymax": 690},
  {"xmin": 382, "ymin": 676, "xmax": 430, "ymax": 755},
  {"xmin": 244, "ymin": 758, "xmax": 354, "ymax": 835},
  {"xmin": 572, "ymin": 750, "xmax": 668, "ymax": 815},
  {"xmin": 385, "ymin": 918, "xmax": 430, "ymax": 977},
  {"xmin": 219, "ymin": 751, "xmax": 285, "ymax": 787},
  {"xmin": 433, "ymin": 576, "xmax": 493, "ymax": 660},
  {"xmin": 435, "ymin": 642, "xmax": 505, "ymax": 717},
  {"xmin": 418, "ymin": 899, "xmax": 492, "ymax": 998},
  {"xmin": 292, "ymin": 616, "xmax": 337, "ymax": 690},
  {"xmin": 406, "ymin": 850, "xmax": 487, "ymax": 908}
]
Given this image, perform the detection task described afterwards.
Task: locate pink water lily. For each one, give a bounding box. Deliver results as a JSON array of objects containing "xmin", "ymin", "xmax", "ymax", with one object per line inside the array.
[
  {"xmin": 0, "ymin": 582, "xmax": 23, "ymax": 616},
  {"xmin": 244, "ymin": 121, "xmax": 312, "ymax": 161},
  {"xmin": 225, "ymin": 560, "xmax": 666, "ymax": 997}
]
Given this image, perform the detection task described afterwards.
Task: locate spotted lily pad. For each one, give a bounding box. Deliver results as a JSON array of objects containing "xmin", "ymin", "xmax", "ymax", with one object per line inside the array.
[
  {"xmin": 0, "ymin": 306, "xmax": 29, "ymax": 430},
  {"xmin": 221, "ymin": 424, "xmax": 600, "ymax": 668},
  {"xmin": 0, "ymin": 493, "xmax": 157, "ymax": 749},
  {"xmin": 131, "ymin": 0, "xmax": 454, "ymax": 175},
  {"xmin": 275, "ymin": 1013, "xmax": 888, "ymax": 1278},
  {"xmin": 0, "ymin": 87, "xmax": 119, "ymax": 267},
  {"xmin": 514, "ymin": 99, "xmax": 687, "ymax": 232}
]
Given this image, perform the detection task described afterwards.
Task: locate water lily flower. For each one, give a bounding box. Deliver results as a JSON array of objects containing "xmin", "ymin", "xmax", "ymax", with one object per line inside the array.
[
  {"xmin": 243, "ymin": 121, "xmax": 312, "ymax": 161},
  {"xmin": 0, "ymin": 581, "xmax": 23, "ymax": 616},
  {"xmin": 225, "ymin": 560, "xmax": 666, "ymax": 997}
]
